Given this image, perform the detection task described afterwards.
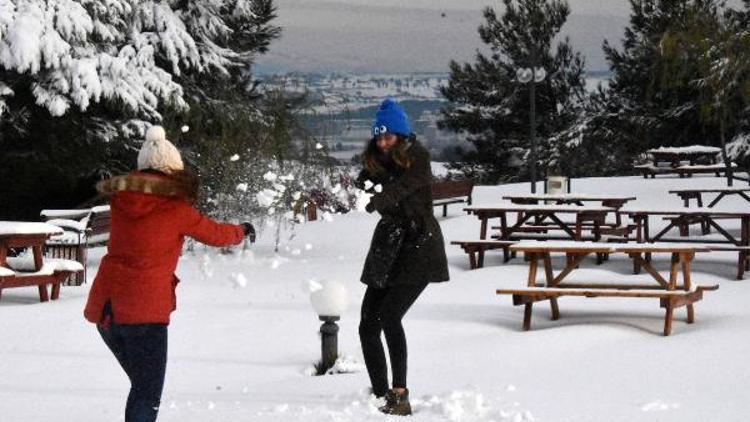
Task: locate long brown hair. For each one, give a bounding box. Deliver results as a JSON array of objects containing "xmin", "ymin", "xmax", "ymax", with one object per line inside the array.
[{"xmin": 363, "ymin": 135, "xmax": 414, "ymax": 175}]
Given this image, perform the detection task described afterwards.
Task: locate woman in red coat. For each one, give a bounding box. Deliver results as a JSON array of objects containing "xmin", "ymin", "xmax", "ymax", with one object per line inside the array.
[{"xmin": 84, "ymin": 126, "xmax": 255, "ymax": 422}]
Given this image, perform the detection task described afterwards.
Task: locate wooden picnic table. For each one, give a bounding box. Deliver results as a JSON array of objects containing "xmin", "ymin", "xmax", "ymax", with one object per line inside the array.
[
  {"xmin": 0, "ymin": 222, "xmax": 82, "ymax": 302},
  {"xmin": 647, "ymin": 146, "xmax": 721, "ymax": 168},
  {"xmin": 668, "ymin": 188, "xmax": 750, "ymax": 208},
  {"xmin": 465, "ymin": 204, "xmax": 617, "ymax": 242},
  {"xmin": 623, "ymin": 209, "xmax": 750, "ymax": 279},
  {"xmin": 497, "ymin": 241, "xmax": 718, "ymax": 335},
  {"xmin": 503, "ymin": 194, "xmax": 636, "ymax": 226},
  {"xmin": 623, "ymin": 209, "xmax": 750, "ymax": 245}
]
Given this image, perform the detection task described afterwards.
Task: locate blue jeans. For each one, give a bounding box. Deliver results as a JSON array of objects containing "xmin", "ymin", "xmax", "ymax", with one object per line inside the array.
[{"xmin": 98, "ymin": 323, "xmax": 168, "ymax": 422}]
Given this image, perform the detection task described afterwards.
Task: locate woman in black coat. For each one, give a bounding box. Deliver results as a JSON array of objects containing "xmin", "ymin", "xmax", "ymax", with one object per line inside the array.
[{"xmin": 357, "ymin": 99, "xmax": 449, "ymax": 416}]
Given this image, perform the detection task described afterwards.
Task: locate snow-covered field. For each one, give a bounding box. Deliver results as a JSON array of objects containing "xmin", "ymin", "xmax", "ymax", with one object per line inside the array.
[{"xmin": 2, "ymin": 175, "xmax": 750, "ymax": 421}]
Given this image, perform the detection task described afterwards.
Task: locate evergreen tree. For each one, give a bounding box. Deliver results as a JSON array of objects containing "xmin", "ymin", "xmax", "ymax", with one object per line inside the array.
[
  {"xmin": 601, "ymin": 0, "xmax": 726, "ymax": 154},
  {"xmin": 0, "ymin": 0, "xmax": 279, "ymax": 219},
  {"xmin": 439, "ymin": 0, "xmax": 586, "ymax": 184}
]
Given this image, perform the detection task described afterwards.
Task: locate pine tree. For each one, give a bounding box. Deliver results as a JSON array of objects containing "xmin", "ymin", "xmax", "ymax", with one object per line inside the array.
[
  {"xmin": 602, "ymin": 0, "xmax": 726, "ymax": 155},
  {"xmin": 0, "ymin": 0, "xmax": 280, "ymax": 219},
  {"xmin": 439, "ymin": 0, "xmax": 586, "ymax": 184}
]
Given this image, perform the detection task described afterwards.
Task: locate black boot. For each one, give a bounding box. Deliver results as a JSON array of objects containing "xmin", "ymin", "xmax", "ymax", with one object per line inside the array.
[{"xmin": 379, "ymin": 389, "xmax": 412, "ymax": 416}]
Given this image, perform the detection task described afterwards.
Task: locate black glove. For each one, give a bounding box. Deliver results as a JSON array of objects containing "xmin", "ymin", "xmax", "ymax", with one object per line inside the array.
[
  {"xmin": 365, "ymin": 201, "xmax": 375, "ymax": 213},
  {"xmin": 241, "ymin": 222, "xmax": 256, "ymax": 243}
]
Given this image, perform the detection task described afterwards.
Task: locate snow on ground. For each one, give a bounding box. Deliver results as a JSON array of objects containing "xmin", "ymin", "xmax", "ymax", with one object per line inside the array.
[{"xmin": 2, "ymin": 175, "xmax": 750, "ymax": 421}]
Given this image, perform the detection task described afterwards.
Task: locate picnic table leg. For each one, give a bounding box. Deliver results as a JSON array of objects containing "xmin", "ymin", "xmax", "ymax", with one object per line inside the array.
[
  {"xmin": 740, "ymin": 217, "xmax": 750, "ymax": 279},
  {"xmin": 632, "ymin": 252, "xmax": 642, "ymax": 275},
  {"xmin": 522, "ymin": 253, "xmax": 538, "ymax": 331},
  {"xmin": 33, "ymin": 245, "xmax": 44, "ymax": 271},
  {"xmin": 662, "ymin": 253, "xmax": 680, "ymax": 336},
  {"xmin": 664, "ymin": 300, "xmax": 675, "ymax": 336},
  {"xmin": 542, "ymin": 253, "xmax": 560, "ymax": 320},
  {"xmin": 38, "ymin": 284, "xmax": 49, "ymax": 302},
  {"xmin": 680, "ymin": 253, "xmax": 695, "ymax": 323},
  {"xmin": 707, "ymin": 193, "xmax": 725, "ymax": 208},
  {"xmin": 500, "ymin": 213, "xmax": 512, "ymax": 261},
  {"xmin": 478, "ymin": 246, "xmax": 486, "ymax": 268},
  {"xmin": 51, "ymin": 281, "xmax": 61, "ymax": 300},
  {"xmin": 468, "ymin": 248, "xmax": 477, "ymax": 270},
  {"xmin": 480, "ymin": 217, "xmax": 488, "ymax": 240}
]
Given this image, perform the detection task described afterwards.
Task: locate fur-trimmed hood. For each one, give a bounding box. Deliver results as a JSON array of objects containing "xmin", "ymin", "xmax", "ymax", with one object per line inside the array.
[{"xmin": 97, "ymin": 171, "xmax": 199, "ymax": 218}]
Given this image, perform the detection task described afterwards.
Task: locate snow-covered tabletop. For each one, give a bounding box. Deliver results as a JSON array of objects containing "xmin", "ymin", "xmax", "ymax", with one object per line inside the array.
[
  {"xmin": 0, "ymin": 222, "xmax": 64, "ymax": 236},
  {"xmin": 647, "ymin": 145, "xmax": 722, "ymax": 155},
  {"xmin": 669, "ymin": 187, "xmax": 750, "ymax": 193},
  {"xmin": 466, "ymin": 204, "xmax": 616, "ymax": 213},
  {"xmin": 39, "ymin": 209, "xmax": 91, "ymax": 220},
  {"xmin": 621, "ymin": 207, "xmax": 750, "ymax": 216},
  {"xmin": 510, "ymin": 240, "xmax": 711, "ymax": 253},
  {"xmin": 503, "ymin": 194, "xmax": 637, "ymax": 201}
]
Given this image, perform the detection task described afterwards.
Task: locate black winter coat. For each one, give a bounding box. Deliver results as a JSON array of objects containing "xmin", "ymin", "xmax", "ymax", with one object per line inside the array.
[{"xmin": 358, "ymin": 140, "xmax": 450, "ymax": 288}]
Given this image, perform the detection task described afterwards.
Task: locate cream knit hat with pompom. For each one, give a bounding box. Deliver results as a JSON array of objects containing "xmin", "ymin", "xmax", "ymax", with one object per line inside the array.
[{"xmin": 137, "ymin": 125, "xmax": 184, "ymax": 174}]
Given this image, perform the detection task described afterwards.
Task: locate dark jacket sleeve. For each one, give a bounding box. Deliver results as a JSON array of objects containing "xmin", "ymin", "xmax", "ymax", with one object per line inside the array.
[{"xmin": 370, "ymin": 144, "xmax": 432, "ymax": 212}]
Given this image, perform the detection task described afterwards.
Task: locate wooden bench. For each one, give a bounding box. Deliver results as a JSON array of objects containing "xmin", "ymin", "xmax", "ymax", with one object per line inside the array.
[
  {"xmin": 451, "ymin": 240, "xmax": 516, "ymax": 269},
  {"xmin": 41, "ymin": 206, "xmax": 110, "ymax": 285},
  {"xmin": 496, "ymin": 242, "xmax": 718, "ymax": 335},
  {"xmin": 432, "ymin": 179, "xmax": 475, "ymax": 217}
]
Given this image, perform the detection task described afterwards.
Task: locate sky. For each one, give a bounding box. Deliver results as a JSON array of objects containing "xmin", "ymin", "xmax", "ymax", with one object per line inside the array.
[{"xmin": 255, "ymin": 0, "xmax": 636, "ymax": 74}]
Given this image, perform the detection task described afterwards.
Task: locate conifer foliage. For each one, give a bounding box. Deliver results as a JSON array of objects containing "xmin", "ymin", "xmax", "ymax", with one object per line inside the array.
[{"xmin": 440, "ymin": 0, "xmax": 586, "ymax": 183}]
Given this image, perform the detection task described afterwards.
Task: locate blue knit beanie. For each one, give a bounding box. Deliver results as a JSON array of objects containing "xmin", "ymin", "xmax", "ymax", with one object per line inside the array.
[{"xmin": 372, "ymin": 99, "xmax": 411, "ymax": 137}]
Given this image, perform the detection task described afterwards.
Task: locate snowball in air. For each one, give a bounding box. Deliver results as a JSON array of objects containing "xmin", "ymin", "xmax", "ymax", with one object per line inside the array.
[
  {"xmin": 236, "ymin": 183, "xmax": 248, "ymax": 192},
  {"xmin": 230, "ymin": 154, "xmax": 240, "ymax": 161},
  {"xmin": 231, "ymin": 273, "xmax": 248, "ymax": 288},
  {"xmin": 263, "ymin": 171, "xmax": 278, "ymax": 182},
  {"xmin": 364, "ymin": 180, "xmax": 374, "ymax": 190},
  {"xmin": 181, "ymin": 125, "xmax": 190, "ymax": 133},
  {"xmin": 315, "ymin": 143, "xmax": 324, "ymax": 150},
  {"xmin": 374, "ymin": 184, "xmax": 383, "ymax": 193}
]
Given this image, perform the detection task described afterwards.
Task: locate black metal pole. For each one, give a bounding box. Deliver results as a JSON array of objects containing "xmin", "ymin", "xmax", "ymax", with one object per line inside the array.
[
  {"xmin": 530, "ymin": 80, "xmax": 538, "ymax": 194},
  {"xmin": 318, "ymin": 316, "xmax": 339, "ymax": 375}
]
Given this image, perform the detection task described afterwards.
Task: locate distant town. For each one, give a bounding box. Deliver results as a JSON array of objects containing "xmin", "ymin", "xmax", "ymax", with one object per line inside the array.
[{"xmin": 262, "ymin": 72, "xmax": 611, "ymax": 163}]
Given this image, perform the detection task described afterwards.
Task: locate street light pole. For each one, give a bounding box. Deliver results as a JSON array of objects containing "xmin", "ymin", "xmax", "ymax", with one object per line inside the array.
[
  {"xmin": 516, "ymin": 65, "xmax": 546, "ymax": 194},
  {"xmin": 529, "ymin": 78, "xmax": 538, "ymax": 194}
]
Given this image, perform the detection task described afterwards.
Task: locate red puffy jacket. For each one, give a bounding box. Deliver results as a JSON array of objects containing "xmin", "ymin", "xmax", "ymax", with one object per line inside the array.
[{"xmin": 84, "ymin": 172, "xmax": 245, "ymax": 325}]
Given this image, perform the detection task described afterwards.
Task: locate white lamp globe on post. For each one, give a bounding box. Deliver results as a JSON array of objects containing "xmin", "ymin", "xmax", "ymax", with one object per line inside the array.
[{"xmin": 310, "ymin": 279, "xmax": 349, "ymax": 375}]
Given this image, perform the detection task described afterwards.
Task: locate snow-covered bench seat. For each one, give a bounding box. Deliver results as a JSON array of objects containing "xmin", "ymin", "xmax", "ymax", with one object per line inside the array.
[
  {"xmin": 40, "ymin": 206, "xmax": 110, "ymax": 286},
  {"xmin": 0, "ymin": 257, "xmax": 83, "ymax": 302},
  {"xmin": 450, "ymin": 240, "xmax": 516, "ymax": 269},
  {"xmin": 432, "ymin": 179, "xmax": 475, "ymax": 217}
]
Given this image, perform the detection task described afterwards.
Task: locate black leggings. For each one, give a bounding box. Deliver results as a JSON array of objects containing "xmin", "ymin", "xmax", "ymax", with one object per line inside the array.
[
  {"xmin": 98, "ymin": 323, "xmax": 168, "ymax": 422},
  {"xmin": 359, "ymin": 283, "xmax": 428, "ymax": 397}
]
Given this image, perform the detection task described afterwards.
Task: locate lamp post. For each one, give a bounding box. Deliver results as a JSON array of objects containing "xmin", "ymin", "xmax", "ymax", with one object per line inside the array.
[
  {"xmin": 516, "ymin": 66, "xmax": 547, "ymax": 193},
  {"xmin": 310, "ymin": 279, "xmax": 349, "ymax": 375}
]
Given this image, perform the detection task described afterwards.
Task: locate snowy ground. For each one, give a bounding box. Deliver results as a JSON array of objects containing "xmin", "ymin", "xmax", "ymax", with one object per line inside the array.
[{"xmin": 2, "ymin": 175, "xmax": 750, "ymax": 421}]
